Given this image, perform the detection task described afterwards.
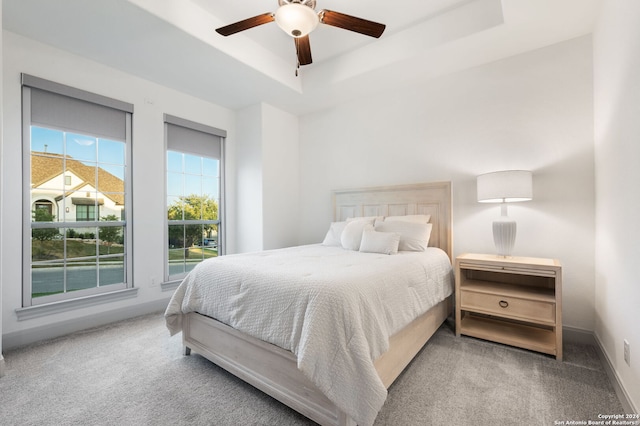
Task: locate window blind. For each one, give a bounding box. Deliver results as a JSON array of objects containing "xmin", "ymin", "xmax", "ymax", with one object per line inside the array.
[
  {"xmin": 165, "ymin": 114, "xmax": 225, "ymax": 159},
  {"xmin": 22, "ymin": 74, "xmax": 133, "ymax": 141}
]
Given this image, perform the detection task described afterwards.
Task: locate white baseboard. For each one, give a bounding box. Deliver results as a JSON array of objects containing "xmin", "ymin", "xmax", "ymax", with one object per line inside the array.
[
  {"xmin": 564, "ymin": 325, "xmax": 637, "ymax": 414},
  {"xmin": 0, "ymin": 354, "xmax": 5, "ymax": 378},
  {"xmin": 2, "ymin": 298, "xmax": 170, "ymax": 351},
  {"xmin": 594, "ymin": 334, "xmax": 638, "ymax": 414}
]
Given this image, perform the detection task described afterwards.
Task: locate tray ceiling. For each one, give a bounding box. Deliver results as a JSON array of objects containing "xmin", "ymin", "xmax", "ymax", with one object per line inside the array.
[{"xmin": 2, "ymin": 0, "xmax": 601, "ymax": 115}]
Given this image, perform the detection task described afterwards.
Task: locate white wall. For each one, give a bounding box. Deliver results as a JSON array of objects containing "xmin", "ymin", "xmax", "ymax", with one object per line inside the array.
[
  {"xmin": 1, "ymin": 31, "xmax": 237, "ymax": 348},
  {"xmin": 262, "ymin": 103, "xmax": 299, "ymax": 250},
  {"xmin": 236, "ymin": 104, "xmax": 264, "ymax": 253},
  {"xmin": 0, "ymin": 0, "xmax": 5, "ymax": 376},
  {"xmin": 236, "ymin": 103, "xmax": 299, "ymax": 253},
  {"xmin": 593, "ymin": 0, "xmax": 640, "ymax": 411},
  {"xmin": 299, "ymin": 36, "xmax": 596, "ymax": 331}
]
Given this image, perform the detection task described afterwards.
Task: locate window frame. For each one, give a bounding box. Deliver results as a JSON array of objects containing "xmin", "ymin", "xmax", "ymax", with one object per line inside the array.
[
  {"xmin": 163, "ymin": 114, "xmax": 226, "ymax": 287},
  {"xmin": 21, "ymin": 74, "xmax": 134, "ymax": 308}
]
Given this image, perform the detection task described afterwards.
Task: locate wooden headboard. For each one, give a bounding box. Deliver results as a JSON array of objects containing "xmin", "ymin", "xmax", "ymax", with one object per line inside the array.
[{"xmin": 332, "ymin": 182, "xmax": 452, "ymax": 261}]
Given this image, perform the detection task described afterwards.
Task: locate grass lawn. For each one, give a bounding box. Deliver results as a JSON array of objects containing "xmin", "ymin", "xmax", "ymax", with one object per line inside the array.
[{"xmin": 32, "ymin": 238, "xmax": 124, "ymax": 262}]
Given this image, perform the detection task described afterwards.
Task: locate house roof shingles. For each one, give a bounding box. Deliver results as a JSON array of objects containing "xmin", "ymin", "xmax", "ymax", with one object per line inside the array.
[{"xmin": 31, "ymin": 152, "xmax": 125, "ymax": 206}]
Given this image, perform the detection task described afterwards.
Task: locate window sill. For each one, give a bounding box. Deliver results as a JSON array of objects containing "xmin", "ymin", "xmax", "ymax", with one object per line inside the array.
[
  {"xmin": 15, "ymin": 288, "xmax": 138, "ymax": 321},
  {"xmin": 161, "ymin": 280, "xmax": 181, "ymax": 292}
]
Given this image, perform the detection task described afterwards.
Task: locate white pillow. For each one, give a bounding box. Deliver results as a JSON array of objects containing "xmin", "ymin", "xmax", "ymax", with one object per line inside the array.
[
  {"xmin": 341, "ymin": 221, "xmax": 374, "ymax": 251},
  {"xmin": 322, "ymin": 221, "xmax": 347, "ymax": 246},
  {"xmin": 346, "ymin": 216, "xmax": 380, "ymax": 230},
  {"xmin": 374, "ymin": 221, "xmax": 433, "ymax": 252},
  {"xmin": 384, "ymin": 214, "xmax": 431, "ymax": 224},
  {"xmin": 359, "ymin": 229, "xmax": 400, "ymax": 255}
]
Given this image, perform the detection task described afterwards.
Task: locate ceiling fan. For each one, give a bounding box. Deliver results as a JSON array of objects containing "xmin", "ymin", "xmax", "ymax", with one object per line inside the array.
[{"xmin": 215, "ymin": 0, "xmax": 386, "ymax": 70}]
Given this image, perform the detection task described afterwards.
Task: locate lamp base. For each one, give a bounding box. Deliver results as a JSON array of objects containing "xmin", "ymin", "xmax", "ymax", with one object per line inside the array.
[{"xmin": 493, "ymin": 217, "xmax": 516, "ymax": 257}]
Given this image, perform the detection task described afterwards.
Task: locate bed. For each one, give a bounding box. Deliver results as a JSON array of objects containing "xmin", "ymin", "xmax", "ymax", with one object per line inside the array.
[{"xmin": 165, "ymin": 182, "xmax": 453, "ymax": 426}]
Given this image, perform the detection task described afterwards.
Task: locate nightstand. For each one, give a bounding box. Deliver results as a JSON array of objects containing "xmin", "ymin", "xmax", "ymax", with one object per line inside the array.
[{"xmin": 455, "ymin": 253, "xmax": 563, "ymax": 360}]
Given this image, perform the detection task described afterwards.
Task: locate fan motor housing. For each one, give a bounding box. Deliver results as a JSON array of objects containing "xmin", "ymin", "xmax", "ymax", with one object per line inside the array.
[{"xmin": 278, "ymin": 0, "xmax": 316, "ymax": 9}]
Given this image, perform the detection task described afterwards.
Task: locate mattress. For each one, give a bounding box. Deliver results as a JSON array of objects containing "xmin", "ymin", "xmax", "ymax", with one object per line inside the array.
[{"xmin": 165, "ymin": 244, "xmax": 453, "ymax": 425}]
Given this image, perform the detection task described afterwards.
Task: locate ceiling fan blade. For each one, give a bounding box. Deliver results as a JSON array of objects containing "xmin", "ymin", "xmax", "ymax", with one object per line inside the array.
[
  {"xmin": 215, "ymin": 13, "xmax": 275, "ymax": 36},
  {"xmin": 319, "ymin": 10, "xmax": 386, "ymax": 38},
  {"xmin": 295, "ymin": 35, "xmax": 312, "ymax": 66}
]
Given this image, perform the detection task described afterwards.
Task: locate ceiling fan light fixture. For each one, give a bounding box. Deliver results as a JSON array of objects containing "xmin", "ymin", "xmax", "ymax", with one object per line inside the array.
[{"xmin": 275, "ymin": 4, "xmax": 318, "ymax": 37}]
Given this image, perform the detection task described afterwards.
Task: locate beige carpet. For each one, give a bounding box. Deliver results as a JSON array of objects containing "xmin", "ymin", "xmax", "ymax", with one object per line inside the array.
[{"xmin": 0, "ymin": 313, "xmax": 624, "ymax": 425}]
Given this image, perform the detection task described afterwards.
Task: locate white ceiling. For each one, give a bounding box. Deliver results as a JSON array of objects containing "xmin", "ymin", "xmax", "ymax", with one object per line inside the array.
[{"xmin": 2, "ymin": 0, "xmax": 602, "ymax": 115}]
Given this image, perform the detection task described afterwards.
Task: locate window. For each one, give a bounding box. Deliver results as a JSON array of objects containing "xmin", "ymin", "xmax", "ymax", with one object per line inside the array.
[
  {"xmin": 22, "ymin": 74, "xmax": 133, "ymax": 306},
  {"xmin": 34, "ymin": 200, "xmax": 53, "ymax": 216},
  {"xmin": 75, "ymin": 204, "xmax": 97, "ymax": 221},
  {"xmin": 165, "ymin": 114, "xmax": 225, "ymax": 282}
]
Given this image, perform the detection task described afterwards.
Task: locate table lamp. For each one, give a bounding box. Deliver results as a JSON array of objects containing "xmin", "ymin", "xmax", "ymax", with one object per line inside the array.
[{"xmin": 477, "ymin": 170, "xmax": 533, "ymax": 257}]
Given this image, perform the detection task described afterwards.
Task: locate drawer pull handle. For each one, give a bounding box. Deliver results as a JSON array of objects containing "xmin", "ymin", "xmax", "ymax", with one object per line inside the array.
[{"xmin": 499, "ymin": 300, "xmax": 509, "ymax": 308}]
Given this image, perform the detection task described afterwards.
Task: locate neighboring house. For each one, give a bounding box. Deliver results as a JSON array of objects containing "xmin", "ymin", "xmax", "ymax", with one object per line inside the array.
[{"xmin": 30, "ymin": 152, "xmax": 124, "ymax": 226}]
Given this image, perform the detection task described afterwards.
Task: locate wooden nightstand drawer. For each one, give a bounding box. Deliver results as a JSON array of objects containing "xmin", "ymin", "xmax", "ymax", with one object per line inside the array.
[{"xmin": 460, "ymin": 290, "xmax": 555, "ymax": 325}]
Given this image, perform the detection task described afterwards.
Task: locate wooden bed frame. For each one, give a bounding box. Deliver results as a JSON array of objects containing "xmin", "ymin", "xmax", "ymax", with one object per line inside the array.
[{"xmin": 182, "ymin": 182, "xmax": 453, "ymax": 426}]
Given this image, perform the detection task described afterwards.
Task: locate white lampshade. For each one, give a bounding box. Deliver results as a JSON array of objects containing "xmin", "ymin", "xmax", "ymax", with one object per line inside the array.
[
  {"xmin": 477, "ymin": 170, "xmax": 533, "ymax": 257},
  {"xmin": 477, "ymin": 170, "xmax": 533, "ymax": 203},
  {"xmin": 275, "ymin": 4, "xmax": 319, "ymax": 37}
]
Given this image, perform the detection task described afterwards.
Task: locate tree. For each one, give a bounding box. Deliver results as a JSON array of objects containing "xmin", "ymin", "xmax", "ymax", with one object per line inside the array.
[
  {"xmin": 32, "ymin": 208, "xmax": 59, "ymax": 259},
  {"xmin": 32, "ymin": 209, "xmax": 59, "ymax": 241},
  {"xmin": 167, "ymin": 194, "xmax": 218, "ymax": 253},
  {"xmin": 99, "ymin": 214, "xmax": 121, "ymax": 254}
]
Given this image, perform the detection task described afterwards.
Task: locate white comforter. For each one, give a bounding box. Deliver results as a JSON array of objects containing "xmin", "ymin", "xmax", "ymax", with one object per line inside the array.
[{"xmin": 165, "ymin": 244, "xmax": 453, "ymax": 426}]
